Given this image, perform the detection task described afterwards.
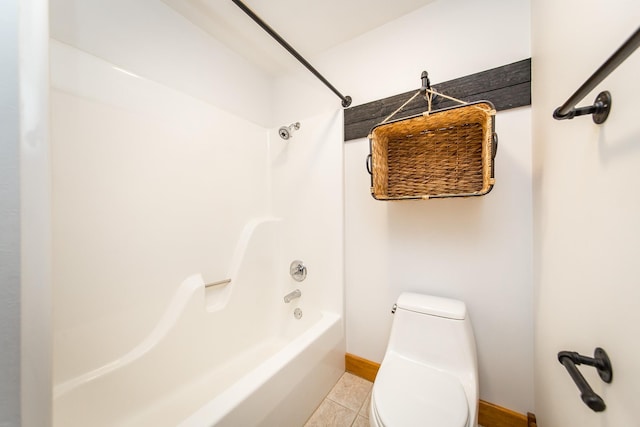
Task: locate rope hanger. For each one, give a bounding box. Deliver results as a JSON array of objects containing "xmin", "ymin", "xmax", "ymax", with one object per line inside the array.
[{"xmin": 378, "ymin": 71, "xmax": 496, "ymax": 126}]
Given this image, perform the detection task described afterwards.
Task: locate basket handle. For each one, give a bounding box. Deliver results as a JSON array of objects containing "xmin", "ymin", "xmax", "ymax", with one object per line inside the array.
[
  {"xmin": 366, "ymin": 154, "xmax": 372, "ymax": 175},
  {"xmin": 492, "ymin": 132, "xmax": 499, "ymax": 159}
]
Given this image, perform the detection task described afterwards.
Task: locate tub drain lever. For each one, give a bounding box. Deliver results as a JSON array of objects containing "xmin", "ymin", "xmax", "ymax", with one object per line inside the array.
[{"xmin": 557, "ymin": 347, "xmax": 612, "ymax": 412}]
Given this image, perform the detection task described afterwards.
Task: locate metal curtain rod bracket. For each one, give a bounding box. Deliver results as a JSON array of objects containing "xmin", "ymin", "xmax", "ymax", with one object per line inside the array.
[
  {"xmin": 557, "ymin": 347, "xmax": 612, "ymax": 412},
  {"xmin": 553, "ymin": 26, "xmax": 640, "ymax": 124},
  {"xmin": 231, "ymin": 0, "xmax": 352, "ymax": 108}
]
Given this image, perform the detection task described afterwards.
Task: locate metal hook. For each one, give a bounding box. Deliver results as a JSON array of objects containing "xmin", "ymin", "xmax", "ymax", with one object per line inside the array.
[
  {"xmin": 420, "ymin": 71, "xmax": 437, "ymax": 103},
  {"xmin": 420, "ymin": 71, "xmax": 430, "ymax": 94}
]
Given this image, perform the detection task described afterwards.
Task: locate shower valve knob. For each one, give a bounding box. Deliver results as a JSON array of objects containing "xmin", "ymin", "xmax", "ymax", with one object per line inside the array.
[{"xmin": 290, "ymin": 260, "xmax": 307, "ymax": 282}]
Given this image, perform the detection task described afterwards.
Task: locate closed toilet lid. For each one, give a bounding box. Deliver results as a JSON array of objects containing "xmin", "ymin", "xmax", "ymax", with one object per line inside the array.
[{"xmin": 372, "ymin": 353, "xmax": 469, "ymax": 427}]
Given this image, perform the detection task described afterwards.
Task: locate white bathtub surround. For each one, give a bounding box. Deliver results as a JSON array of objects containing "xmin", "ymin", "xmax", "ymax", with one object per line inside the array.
[
  {"xmin": 268, "ymin": 109, "xmax": 345, "ymax": 317},
  {"xmin": 53, "ymin": 212, "xmax": 334, "ymax": 425},
  {"xmin": 54, "ymin": 273, "xmax": 205, "ymax": 399},
  {"xmin": 50, "ymin": 41, "xmax": 271, "ymax": 384},
  {"xmin": 50, "ymin": 0, "xmax": 274, "ymax": 127},
  {"xmin": 49, "ymin": 1, "xmax": 345, "ymax": 424},
  {"xmin": 205, "ymin": 217, "xmax": 283, "ymax": 312}
]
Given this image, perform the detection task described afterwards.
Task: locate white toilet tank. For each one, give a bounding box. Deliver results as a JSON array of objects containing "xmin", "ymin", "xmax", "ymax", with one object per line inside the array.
[{"xmin": 385, "ymin": 293, "xmax": 478, "ymax": 421}]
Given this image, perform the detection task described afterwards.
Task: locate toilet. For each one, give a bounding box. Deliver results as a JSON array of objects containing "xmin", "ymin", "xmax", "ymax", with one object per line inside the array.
[{"xmin": 369, "ymin": 292, "xmax": 478, "ymax": 427}]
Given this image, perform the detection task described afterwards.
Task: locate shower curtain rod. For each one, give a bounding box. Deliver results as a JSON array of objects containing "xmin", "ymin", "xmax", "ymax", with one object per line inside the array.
[
  {"xmin": 553, "ymin": 26, "xmax": 640, "ymax": 123},
  {"xmin": 231, "ymin": 0, "xmax": 352, "ymax": 108}
]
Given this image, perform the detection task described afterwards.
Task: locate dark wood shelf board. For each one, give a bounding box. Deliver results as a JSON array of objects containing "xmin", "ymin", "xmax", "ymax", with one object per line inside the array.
[{"xmin": 344, "ymin": 58, "xmax": 531, "ymax": 141}]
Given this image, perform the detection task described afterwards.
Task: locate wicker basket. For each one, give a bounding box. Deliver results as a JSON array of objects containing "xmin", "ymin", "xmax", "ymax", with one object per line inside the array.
[{"xmin": 367, "ymin": 101, "xmax": 497, "ymax": 200}]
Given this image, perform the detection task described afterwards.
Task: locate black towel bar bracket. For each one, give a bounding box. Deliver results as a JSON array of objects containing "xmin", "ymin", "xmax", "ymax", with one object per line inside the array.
[
  {"xmin": 553, "ymin": 26, "xmax": 640, "ymax": 124},
  {"xmin": 553, "ymin": 91, "xmax": 611, "ymax": 124},
  {"xmin": 557, "ymin": 347, "xmax": 613, "ymax": 412}
]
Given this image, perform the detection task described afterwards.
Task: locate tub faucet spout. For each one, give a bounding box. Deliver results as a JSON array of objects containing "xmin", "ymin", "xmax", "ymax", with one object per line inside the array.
[{"xmin": 284, "ymin": 289, "xmax": 302, "ymax": 303}]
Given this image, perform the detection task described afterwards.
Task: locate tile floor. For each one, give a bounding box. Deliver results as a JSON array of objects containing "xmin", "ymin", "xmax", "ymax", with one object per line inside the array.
[
  {"xmin": 304, "ymin": 372, "xmax": 486, "ymax": 427},
  {"xmin": 304, "ymin": 372, "xmax": 372, "ymax": 427}
]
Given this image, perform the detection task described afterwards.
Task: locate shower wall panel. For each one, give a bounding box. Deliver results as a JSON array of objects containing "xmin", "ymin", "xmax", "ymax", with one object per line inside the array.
[
  {"xmin": 49, "ymin": 0, "xmax": 274, "ymax": 127},
  {"xmin": 268, "ymin": 110, "xmax": 345, "ymax": 317},
  {"xmin": 50, "ymin": 40, "xmax": 270, "ymax": 385}
]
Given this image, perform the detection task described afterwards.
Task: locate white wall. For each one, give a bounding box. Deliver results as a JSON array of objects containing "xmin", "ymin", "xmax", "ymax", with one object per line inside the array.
[
  {"xmin": 532, "ymin": 2, "xmax": 640, "ymax": 426},
  {"xmin": 274, "ymin": 0, "xmax": 530, "ymax": 124},
  {"xmin": 275, "ymin": 0, "xmax": 534, "ymax": 413},
  {"xmin": 344, "ymin": 109, "xmax": 533, "ymax": 413},
  {"xmin": 0, "ymin": 1, "xmax": 21, "ymax": 425}
]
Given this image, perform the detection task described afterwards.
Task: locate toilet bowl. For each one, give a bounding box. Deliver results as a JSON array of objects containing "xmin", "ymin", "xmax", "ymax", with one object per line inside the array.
[{"xmin": 369, "ymin": 292, "xmax": 478, "ymax": 427}]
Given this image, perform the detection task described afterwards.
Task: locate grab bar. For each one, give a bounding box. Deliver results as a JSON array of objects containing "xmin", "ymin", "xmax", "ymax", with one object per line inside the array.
[
  {"xmin": 557, "ymin": 347, "xmax": 612, "ymax": 412},
  {"xmin": 553, "ymin": 26, "xmax": 640, "ymax": 124},
  {"xmin": 204, "ymin": 279, "xmax": 231, "ymax": 288}
]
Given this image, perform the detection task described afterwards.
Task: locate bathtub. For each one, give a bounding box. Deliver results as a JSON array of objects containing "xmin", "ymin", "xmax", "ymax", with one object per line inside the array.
[
  {"xmin": 53, "ymin": 218, "xmax": 345, "ymax": 426},
  {"xmin": 181, "ymin": 310, "xmax": 343, "ymax": 427}
]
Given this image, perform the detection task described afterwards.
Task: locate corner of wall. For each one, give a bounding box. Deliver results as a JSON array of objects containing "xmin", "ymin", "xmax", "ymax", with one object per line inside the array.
[
  {"xmin": 0, "ymin": 0, "xmax": 21, "ymax": 425},
  {"xmin": 20, "ymin": 0, "xmax": 53, "ymax": 425}
]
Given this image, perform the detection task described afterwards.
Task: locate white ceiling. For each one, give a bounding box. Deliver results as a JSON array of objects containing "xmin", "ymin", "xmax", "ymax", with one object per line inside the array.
[{"xmin": 162, "ymin": 0, "xmax": 436, "ymax": 74}]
